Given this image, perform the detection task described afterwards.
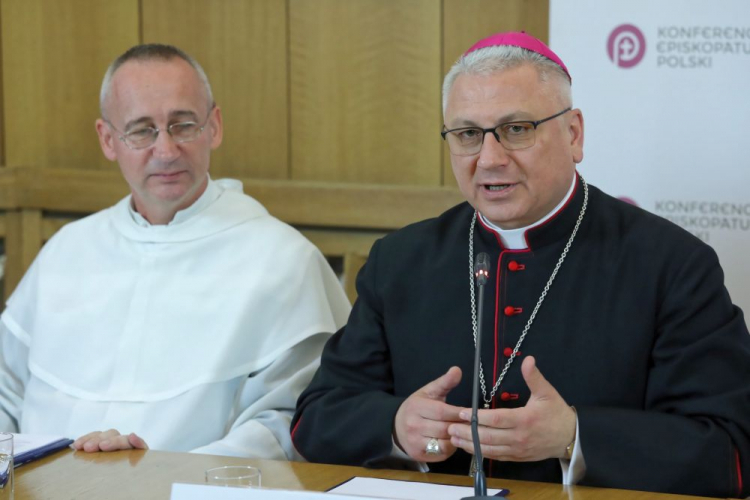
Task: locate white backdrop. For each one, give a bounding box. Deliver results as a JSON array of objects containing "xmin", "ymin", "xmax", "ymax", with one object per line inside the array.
[{"xmin": 550, "ymin": 0, "xmax": 750, "ymax": 312}]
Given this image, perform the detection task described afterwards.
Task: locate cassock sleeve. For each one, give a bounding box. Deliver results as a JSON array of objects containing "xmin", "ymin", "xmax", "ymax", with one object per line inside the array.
[
  {"xmin": 577, "ymin": 243, "xmax": 750, "ymax": 498},
  {"xmin": 0, "ymin": 320, "xmax": 30, "ymax": 432},
  {"xmin": 292, "ymin": 240, "xmax": 410, "ymax": 468},
  {"xmin": 190, "ymin": 333, "xmax": 330, "ymax": 460}
]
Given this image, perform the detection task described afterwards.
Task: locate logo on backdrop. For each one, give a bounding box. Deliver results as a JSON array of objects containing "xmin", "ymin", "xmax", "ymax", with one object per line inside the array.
[
  {"xmin": 607, "ymin": 24, "xmax": 646, "ymax": 68},
  {"xmin": 653, "ymin": 200, "xmax": 750, "ymax": 243},
  {"xmin": 656, "ymin": 26, "xmax": 750, "ymax": 69},
  {"xmin": 617, "ymin": 196, "xmax": 639, "ymax": 207}
]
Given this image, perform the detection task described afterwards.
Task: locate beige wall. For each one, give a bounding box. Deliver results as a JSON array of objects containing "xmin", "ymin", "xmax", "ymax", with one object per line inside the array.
[{"xmin": 0, "ymin": 0, "xmax": 548, "ymax": 186}]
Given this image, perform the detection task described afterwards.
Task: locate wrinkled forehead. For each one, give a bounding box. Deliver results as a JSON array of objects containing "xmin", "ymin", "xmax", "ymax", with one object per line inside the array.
[
  {"xmin": 447, "ymin": 73, "xmax": 572, "ymax": 132},
  {"xmin": 105, "ymin": 58, "xmax": 211, "ymax": 120},
  {"xmin": 446, "ymin": 65, "xmax": 557, "ymax": 113}
]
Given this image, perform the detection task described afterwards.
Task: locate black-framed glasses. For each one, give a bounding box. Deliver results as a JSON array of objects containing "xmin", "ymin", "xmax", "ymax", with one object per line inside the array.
[
  {"xmin": 441, "ymin": 107, "xmax": 571, "ymax": 156},
  {"xmin": 105, "ymin": 106, "xmax": 215, "ymax": 150}
]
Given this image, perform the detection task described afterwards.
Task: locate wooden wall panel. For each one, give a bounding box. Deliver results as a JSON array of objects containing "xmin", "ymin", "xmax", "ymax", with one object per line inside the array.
[
  {"xmin": 441, "ymin": 0, "xmax": 550, "ymax": 187},
  {"xmin": 142, "ymin": 0, "xmax": 289, "ymax": 180},
  {"xmin": 1, "ymin": 0, "xmax": 139, "ymax": 170},
  {"xmin": 0, "ymin": 0, "xmax": 550, "ymax": 216},
  {"xmin": 0, "ymin": 5, "xmax": 4, "ymax": 167},
  {"xmin": 289, "ymin": 0, "xmax": 442, "ymax": 186}
]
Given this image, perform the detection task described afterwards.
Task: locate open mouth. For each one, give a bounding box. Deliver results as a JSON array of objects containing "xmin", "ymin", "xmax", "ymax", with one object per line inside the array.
[{"xmin": 484, "ymin": 183, "xmax": 513, "ymax": 192}]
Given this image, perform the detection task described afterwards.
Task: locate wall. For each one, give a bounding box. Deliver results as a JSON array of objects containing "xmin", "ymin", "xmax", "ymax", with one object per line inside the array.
[
  {"xmin": 0, "ymin": 0, "xmax": 548, "ymax": 185},
  {"xmin": 0, "ymin": 0, "xmax": 549, "ymax": 300}
]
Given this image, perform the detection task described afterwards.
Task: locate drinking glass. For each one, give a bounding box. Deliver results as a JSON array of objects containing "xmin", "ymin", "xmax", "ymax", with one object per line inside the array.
[
  {"xmin": 205, "ymin": 465, "xmax": 261, "ymax": 488},
  {"xmin": 0, "ymin": 433, "xmax": 13, "ymax": 500}
]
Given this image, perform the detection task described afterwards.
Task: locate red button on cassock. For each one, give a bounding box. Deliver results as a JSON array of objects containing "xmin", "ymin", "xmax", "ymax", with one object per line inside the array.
[
  {"xmin": 504, "ymin": 306, "xmax": 523, "ymax": 316},
  {"xmin": 503, "ymin": 347, "xmax": 522, "ymax": 357},
  {"xmin": 500, "ymin": 392, "xmax": 519, "ymax": 401},
  {"xmin": 508, "ymin": 261, "xmax": 525, "ymax": 271}
]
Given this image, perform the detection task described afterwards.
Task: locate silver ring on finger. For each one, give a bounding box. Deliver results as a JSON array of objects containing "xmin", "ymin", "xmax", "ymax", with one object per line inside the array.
[{"xmin": 425, "ymin": 437, "xmax": 441, "ymax": 455}]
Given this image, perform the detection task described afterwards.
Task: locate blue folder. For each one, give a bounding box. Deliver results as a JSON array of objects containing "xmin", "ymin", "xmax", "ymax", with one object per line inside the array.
[{"xmin": 14, "ymin": 437, "xmax": 74, "ymax": 468}]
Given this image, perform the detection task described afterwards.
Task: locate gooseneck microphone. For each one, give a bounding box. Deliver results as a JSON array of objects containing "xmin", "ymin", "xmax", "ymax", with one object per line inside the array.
[{"xmin": 462, "ymin": 252, "xmax": 494, "ymax": 500}]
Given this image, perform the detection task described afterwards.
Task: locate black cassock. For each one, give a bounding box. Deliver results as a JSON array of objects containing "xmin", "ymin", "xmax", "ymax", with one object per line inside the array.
[{"xmin": 292, "ymin": 175, "xmax": 750, "ymax": 498}]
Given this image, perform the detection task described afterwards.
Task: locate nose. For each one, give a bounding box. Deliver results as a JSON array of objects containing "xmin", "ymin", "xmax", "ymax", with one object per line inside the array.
[
  {"xmin": 476, "ymin": 130, "xmax": 510, "ymax": 169},
  {"xmin": 151, "ymin": 129, "xmax": 181, "ymax": 162}
]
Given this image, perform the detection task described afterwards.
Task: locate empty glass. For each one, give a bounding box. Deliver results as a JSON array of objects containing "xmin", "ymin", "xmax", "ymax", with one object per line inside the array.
[
  {"xmin": 205, "ymin": 465, "xmax": 261, "ymax": 488},
  {"xmin": 0, "ymin": 433, "xmax": 13, "ymax": 500}
]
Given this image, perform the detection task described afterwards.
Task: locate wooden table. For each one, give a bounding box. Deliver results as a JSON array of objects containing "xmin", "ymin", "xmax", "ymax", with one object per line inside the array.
[{"xmin": 15, "ymin": 449, "xmax": 716, "ymax": 500}]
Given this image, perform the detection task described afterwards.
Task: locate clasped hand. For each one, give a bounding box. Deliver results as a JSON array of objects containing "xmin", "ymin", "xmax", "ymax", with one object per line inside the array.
[
  {"xmin": 73, "ymin": 429, "xmax": 149, "ymax": 453},
  {"xmin": 393, "ymin": 356, "xmax": 576, "ymax": 463}
]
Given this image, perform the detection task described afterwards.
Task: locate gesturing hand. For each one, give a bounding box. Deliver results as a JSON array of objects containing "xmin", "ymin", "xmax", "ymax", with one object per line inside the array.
[
  {"xmin": 73, "ymin": 429, "xmax": 149, "ymax": 453},
  {"xmin": 393, "ymin": 366, "xmax": 465, "ymax": 462},
  {"xmin": 448, "ymin": 356, "xmax": 576, "ymax": 462}
]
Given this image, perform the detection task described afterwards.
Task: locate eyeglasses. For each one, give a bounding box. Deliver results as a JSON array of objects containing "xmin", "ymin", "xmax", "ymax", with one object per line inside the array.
[
  {"xmin": 441, "ymin": 107, "xmax": 571, "ymax": 156},
  {"xmin": 105, "ymin": 107, "xmax": 214, "ymax": 150}
]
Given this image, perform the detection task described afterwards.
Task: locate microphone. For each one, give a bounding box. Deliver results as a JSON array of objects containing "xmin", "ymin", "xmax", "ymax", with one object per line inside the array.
[
  {"xmin": 475, "ymin": 253, "xmax": 490, "ymax": 285},
  {"xmin": 462, "ymin": 252, "xmax": 494, "ymax": 500}
]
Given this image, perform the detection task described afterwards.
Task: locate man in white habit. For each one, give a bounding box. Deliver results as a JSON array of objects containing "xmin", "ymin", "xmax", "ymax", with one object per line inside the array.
[{"xmin": 0, "ymin": 44, "xmax": 350, "ymax": 459}]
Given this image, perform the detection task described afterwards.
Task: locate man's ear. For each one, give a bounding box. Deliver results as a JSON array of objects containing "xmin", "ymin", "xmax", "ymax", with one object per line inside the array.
[
  {"xmin": 95, "ymin": 118, "xmax": 118, "ymax": 161},
  {"xmin": 568, "ymin": 109, "xmax": 584, "ymax": 164},
  {"xmin": 208, "ymin": 106, "xmax": 223, "ymax": 150}
]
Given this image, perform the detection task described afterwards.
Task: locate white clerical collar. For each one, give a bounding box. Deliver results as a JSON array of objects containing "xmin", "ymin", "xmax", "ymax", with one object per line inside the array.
[
  {"xmin": 113, "ymin": 178, "xmax": 267, "ymax": 243},
  {"xmin": 128, "ymin": 176, "xmax": 220, "ymax": 227},
  {"xmin": 479, "ymin": 173, "xmax": 578, "ymax": 250}
]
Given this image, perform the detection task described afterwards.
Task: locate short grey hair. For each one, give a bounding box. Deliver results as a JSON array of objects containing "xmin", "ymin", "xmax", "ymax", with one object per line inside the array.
[
  {"xmin": 99, "ymin": 43, "xmax": 214, "ymax": 116},
  {"xmin": 442, "ymin": 45, "xmax": 572, "ymax": 116}
]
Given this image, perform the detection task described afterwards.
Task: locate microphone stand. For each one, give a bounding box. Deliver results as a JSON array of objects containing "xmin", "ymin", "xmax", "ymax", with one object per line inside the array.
[{"xmin": 462, "ymin": 253, "xmax": 494, "ymax": 500}]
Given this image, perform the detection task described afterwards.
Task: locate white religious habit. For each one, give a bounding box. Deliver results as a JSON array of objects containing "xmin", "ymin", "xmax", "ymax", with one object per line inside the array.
[{"xmin": 0, "ymin": 178, "xmax": 351, "ymax": 459}]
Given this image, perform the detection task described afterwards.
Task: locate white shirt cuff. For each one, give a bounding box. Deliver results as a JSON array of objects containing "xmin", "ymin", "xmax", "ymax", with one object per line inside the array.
[
  {"xmin": 560, "ymin": 412, "xmax": 586, "ymax": 485},
  {"xmin": 391, "ymin": 437, "xmax": 429, "ymax": 472}
]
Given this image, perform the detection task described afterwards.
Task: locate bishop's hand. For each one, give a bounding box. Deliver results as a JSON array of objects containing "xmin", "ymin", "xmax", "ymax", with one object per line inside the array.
[
  {"xmin": 73, "ymin": 429, "xmax": 149, "ymax": 453},
  {"xmin": 448, "ymin": 356, "xmax": 576, "ymax": 462},
  {"xmin": 393, "ymin": 366, "xmax": 465, "ymax": 462}
]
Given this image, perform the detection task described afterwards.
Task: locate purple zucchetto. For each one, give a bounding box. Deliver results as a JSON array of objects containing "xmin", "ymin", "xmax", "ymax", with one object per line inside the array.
[{"xmin": 464, "ymin": 31, "xmax": 571, "ymax": 82}]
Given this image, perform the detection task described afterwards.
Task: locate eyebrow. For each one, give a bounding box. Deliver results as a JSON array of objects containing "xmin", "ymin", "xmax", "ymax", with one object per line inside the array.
[
  {"xmin": 447, "ymin": 111, "xmax": 535, "ymax": 129},
  {"xmin": 123, "ymin": 117, "xmax": 153, "ymax": 132},
  {"xmin": 169, "ymin": 110, "xmax": 200, "ymax": 121},
  {"xmin": 123, "ymin": 110, "xmax": 200, "ymax": 131}
]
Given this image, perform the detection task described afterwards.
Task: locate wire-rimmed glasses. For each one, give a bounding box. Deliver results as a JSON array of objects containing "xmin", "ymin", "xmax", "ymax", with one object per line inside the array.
[
  {"xmin": 441, "ymin": 107, "xmax": 571, "ymax": 156},
  {"xmin": 104, "ymin": 106, "xmax": 215, "ymax": 150}
]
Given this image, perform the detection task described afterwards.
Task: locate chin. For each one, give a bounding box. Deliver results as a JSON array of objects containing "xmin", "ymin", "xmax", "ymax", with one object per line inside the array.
[
  {"xmin": 482, "ymin": 211, "xmax": 527, "ymax": 229},
  {"xmin": 152, "ymin": 186, "xmax": 191, "ymax": 203}
]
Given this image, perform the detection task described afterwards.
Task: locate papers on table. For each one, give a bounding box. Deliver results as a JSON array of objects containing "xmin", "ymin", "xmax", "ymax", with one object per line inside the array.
[
  {"xmin": 329, "ymin": 477, "xmax": 509, "ymax": 498},
  {"xmin": 171, "ymin": 477, "xmax": 509, "ymax": 499},
  {"xmin": 171, "ymin": 483, "xmax": 380, "ymax": 499},
  {"xmin": 12, "ymin": 433, "xmax": 74, "ymax": 467}
]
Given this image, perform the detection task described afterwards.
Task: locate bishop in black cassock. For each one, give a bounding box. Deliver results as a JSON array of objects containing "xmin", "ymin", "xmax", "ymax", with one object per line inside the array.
[{"xmin": 291, "ymin": 32, "xmax": 750, "ymax": 498}]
